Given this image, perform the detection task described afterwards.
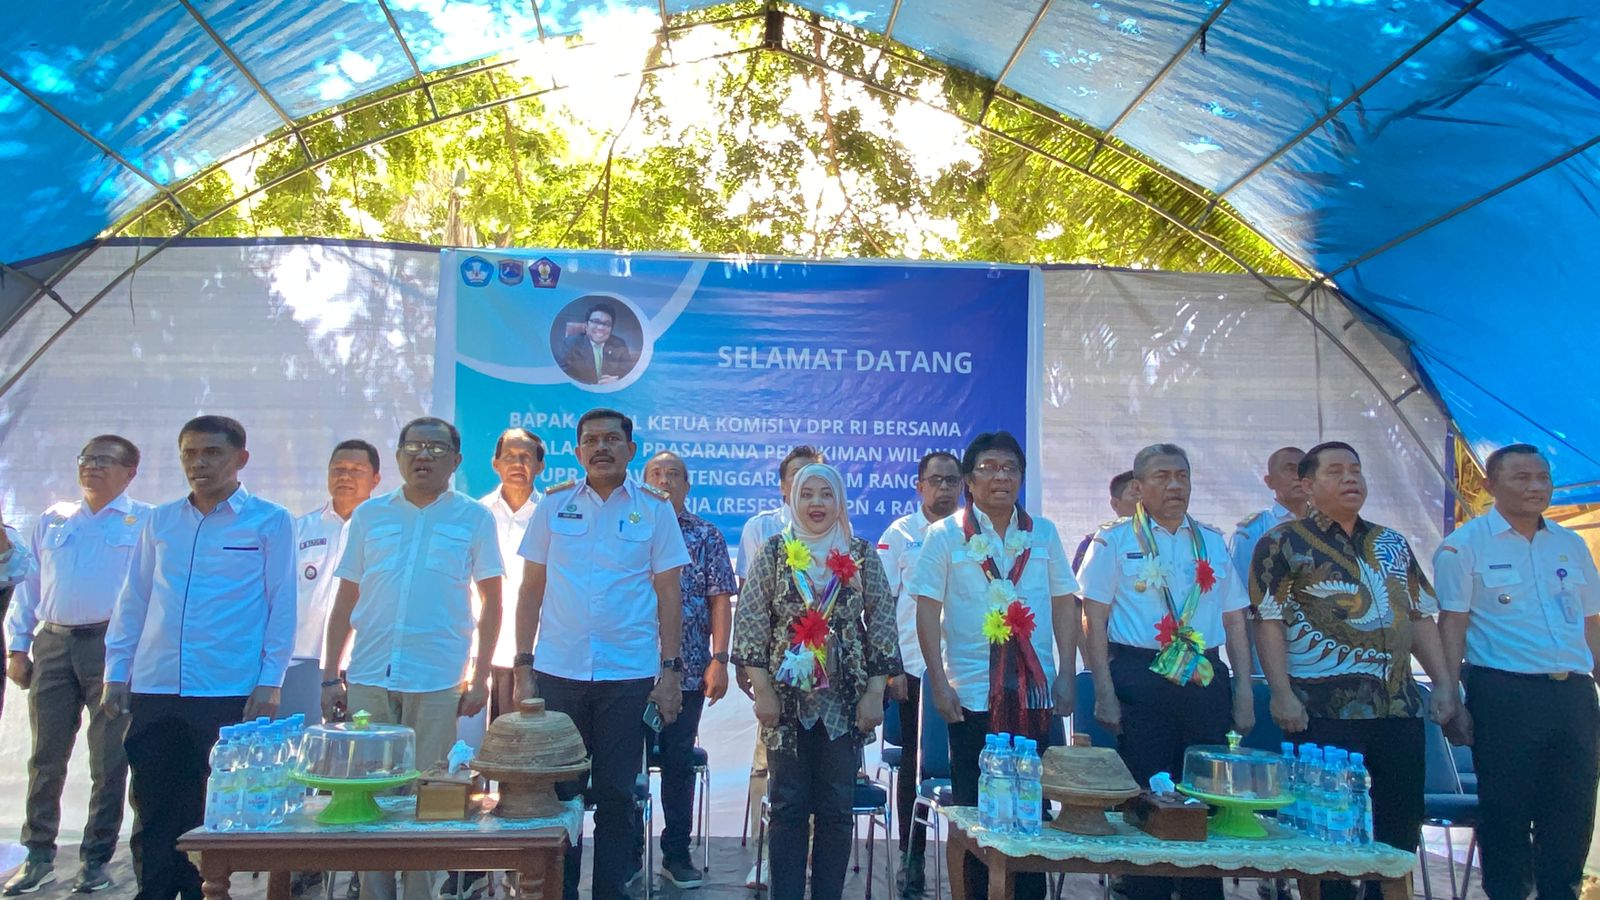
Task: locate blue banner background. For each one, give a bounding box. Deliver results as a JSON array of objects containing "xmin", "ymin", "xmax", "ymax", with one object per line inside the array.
[{"xmin": 437, "ymin": 250, "xmax": 1038, "ymax": 546}]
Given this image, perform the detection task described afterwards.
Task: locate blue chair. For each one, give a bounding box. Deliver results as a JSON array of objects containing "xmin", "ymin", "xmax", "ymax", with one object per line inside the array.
[
  {"xmin": 910, "ymin": 678, "xmax": 954, "ymax": 899},
  {"xmin": 876, "ymin": 696, "xmax": 904, "ymax": 836},
  {"xmin": 1241, "ymin": 677, "xmax": 1286, "ymax": 753},
  {"xmin": 1417, "ymin": 683, "xmax": 1479, "ymax": 900}
]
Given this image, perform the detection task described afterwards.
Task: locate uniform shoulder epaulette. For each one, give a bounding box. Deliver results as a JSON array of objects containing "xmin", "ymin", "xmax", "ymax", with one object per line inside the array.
[
  {"xmin": 1099, "ymin": 518, "xmax": 1120, "ymax": 530},
  {"xmin": 544, "ymin": 478, "xmax": 578, "ymax": 494},
  {"xmin": 640, "ymin": 482, "xmax": 670, "ymax": 501},
  {"xmin": 1200, "ymin": 521, "xmax": 1226, "ymax": 536},
  {"xmin": 1236, "ymin": 510, "xmax": 1264, "ymax": 530}
]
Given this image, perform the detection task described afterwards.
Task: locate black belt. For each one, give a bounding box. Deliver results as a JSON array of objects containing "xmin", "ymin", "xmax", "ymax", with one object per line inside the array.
[
  {"xmin": 1475, "ymin": 666, "xmax": 1592, "ymax": 684},
  {"xmin": 1109, "ymin": 642, "xmax": 1223, "ymax": 665},
  {"xmin": 41, "ymin": 621, "xmax": 109, "ymax": 636}
]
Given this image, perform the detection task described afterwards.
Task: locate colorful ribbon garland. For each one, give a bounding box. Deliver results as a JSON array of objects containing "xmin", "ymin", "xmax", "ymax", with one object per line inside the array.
[
  {"xmin": 1131, "ymin": 503, "xmax": 1216, "ymax": 687},
  {"xmin": 773, "ymin": 531, "xmax": 852, "ymax": 692},
  {"xmin": 963, "ymin": 505, "xmax": 1052, "ymax": 736}
]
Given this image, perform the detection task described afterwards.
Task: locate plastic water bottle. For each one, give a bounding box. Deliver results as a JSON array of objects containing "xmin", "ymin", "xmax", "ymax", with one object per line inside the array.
[
  {"xmin": 1296, "ymin": 744, "xmax": 1321, "ymax": 838},
  {"xmin": 283, "ymin": 715, "xmax": 306, "ymax": 814},
  {"xmin": 1349, "ymin": 752, "xmax": 1374, "ymax": 845},
  {"xmin": 1323, "ymin": 748, "xmax": 1351, "ymax": 844},
  {"xmin": 978, "ymin": 735, "xmax": 1000, "ymax": 829},
  {"xmin": 204, "ymin": 727, "xmax": 240, "ymax": 831},
  {"xmin": 1279, "ymin": 741, "xmax": 1299, "ymax": 832},
  {"xmin": 992, "ymin": 734, "xmax": 1017, "ymax": 834},
  {"xmin": 1014, "ymin": 739, "xmax": 1043, "ymax": 836},
  {"xmin": 267, "ymin": 721, "xmax": 291, "ymax": 824},
  {"xmin": 241, "ymin": 725, "xmax": 275, "ymax": 829}
]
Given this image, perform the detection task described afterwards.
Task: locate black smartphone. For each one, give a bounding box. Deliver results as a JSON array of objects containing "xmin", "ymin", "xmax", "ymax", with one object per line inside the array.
[{"xmin": 643, "ymin": 701, "xmax": 664, "ymax": 732}]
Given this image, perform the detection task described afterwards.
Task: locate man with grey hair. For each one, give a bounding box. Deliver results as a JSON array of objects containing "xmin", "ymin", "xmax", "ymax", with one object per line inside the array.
[{"xmin": 1079, "ymin": 443, "xmax": 1252, "ymax": 900}]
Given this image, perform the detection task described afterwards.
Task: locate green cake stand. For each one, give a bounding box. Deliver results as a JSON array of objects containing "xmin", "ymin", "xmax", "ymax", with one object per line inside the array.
[
  {"xmin": 291, "ymin": 771, "xmax": 421, "ymax": 825},
  {"xmin": 1173, "ymin": 784, "xmax": 1291, "ymax": 838}
]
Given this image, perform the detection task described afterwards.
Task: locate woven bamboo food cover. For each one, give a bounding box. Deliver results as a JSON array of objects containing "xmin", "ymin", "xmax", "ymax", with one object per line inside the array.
[{"xmin": 473, "ymin": 698, "xmax": 587, "ymax": 770}]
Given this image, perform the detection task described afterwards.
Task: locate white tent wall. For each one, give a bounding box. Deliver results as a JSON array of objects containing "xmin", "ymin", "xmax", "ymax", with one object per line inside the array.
[{"xmin": 0, "ymin": 241, "xmax": 1451, "ymax": 851}]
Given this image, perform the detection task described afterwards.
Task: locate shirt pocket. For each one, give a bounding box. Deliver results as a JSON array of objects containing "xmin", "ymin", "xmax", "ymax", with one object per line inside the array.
[
  {"xmin": 43, "ymin": 521, "xmax": 73, "ymax": 551},
  {"xmin": 426, "ymin": 524, "xmax": 475, "ymax": 581},
  {"xmin": 364, "ymin": 524, "xmax": 405, "ymax": 573},
  {"xmin": 1473, "ymin": 560, "xmax": 1524, "ymax": 613},
  {"xmin": 616, "ymin": 513, "xmax": 655, "ymax": 570}
]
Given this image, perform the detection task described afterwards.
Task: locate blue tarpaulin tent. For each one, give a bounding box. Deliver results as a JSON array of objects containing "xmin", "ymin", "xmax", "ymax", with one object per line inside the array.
[{"xmin": 0, "ymin": 0, "xmax": 1595, "ymax": 498}]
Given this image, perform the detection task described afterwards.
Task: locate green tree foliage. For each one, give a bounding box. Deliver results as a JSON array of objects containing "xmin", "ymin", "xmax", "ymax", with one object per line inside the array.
[{"xmin": 117, "ymin": 5, "xmax": 1302, "ymax": 278}]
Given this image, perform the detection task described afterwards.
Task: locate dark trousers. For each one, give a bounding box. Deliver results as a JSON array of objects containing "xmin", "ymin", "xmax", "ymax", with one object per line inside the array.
[
  {"xmin": 1467, "ymin": 668, "xmax": 1600, "ymax": 900},
  {"xmin": 1301, "ymin": 716, "xmax": 1424, "ymax": 900},
  {"xmin": 1110, "ymin": 644, "xmax": 1232, "ymax": 900},
  {"xmin": 536, "ymin": 672, "xmax": 652, "ymax": 900},
  {"xmin": 126, "ymin": 693, "xmax": 246, "ymax": 900},
  {"xmin": 653, "ymin": 689, "xmax": 706, "ymax": 862},
  {"xmin": 896, "ymin": 675, "xmax": 927, "ymax": 856},
  {"xmin": 950, "ymin": 709, "xmax": 1049, "ymax": 900},
  {"xmin": 767, "ymin": 723, "xmax": 857, "ymax": 900},
  {"xmin": 23, "ymin": 624, "xmax": 130, "ymax": 865}
]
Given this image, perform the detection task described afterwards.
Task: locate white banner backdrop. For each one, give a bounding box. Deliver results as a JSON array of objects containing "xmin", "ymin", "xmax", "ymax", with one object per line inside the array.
[{"xmin": 0, "ymin": 241, "xmax": 1451, "ymax": 852}]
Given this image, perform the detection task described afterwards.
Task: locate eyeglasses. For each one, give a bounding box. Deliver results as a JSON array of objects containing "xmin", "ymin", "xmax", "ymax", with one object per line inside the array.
[
  {"xmin": 77, "ymin": 454, "xmax": 128, "ymax": 469},
  {"xmin": 400, "ymin": 441, "xmax": 455, "ymax": 457},
  {"xmin": 919, "ymin": 475, "xmax": 961, "ymax": 488},
  {"xmin": 973, "ymin": 463, "xmax": 1021, "ymax": 479}
]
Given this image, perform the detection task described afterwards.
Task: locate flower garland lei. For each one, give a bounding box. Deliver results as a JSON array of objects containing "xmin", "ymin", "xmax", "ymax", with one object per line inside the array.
[
  {"xmin": 962, "ymin": 508, "xmax": 1036, "ymax": 645},
  {"xmin": 1132, "ymin": 503, "xmax": 1217, "ymax": 686},
  {"xmin": 773, "ymin": 530, "xmax": 859, "ymax": 692}
]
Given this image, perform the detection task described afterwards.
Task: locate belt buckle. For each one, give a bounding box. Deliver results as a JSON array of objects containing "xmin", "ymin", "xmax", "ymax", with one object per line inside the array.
[{"xmin": 1550, "ymin": 672, "xmax": 1570, "ymax": 681}]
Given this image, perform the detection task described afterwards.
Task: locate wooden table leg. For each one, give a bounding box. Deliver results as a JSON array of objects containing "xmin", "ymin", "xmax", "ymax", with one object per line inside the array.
[
  {"xmin": 986, "ymin": 852, "xmax": 1011, "ymax": 900},
  {"xmin": 1378, "ymin": 873, "xmax": 1412, "ymax": 900},
  {"xmin": 1297, "ymin": 877, "xmax": 1323, "ymax": 900},
  {"xmin": 266, "ymin": 871, "xmax": 292, "ymax": 900},
  {"xmin": 946, "ymin": 828, "xmax": 969, "ymax": 900},
  {"xmin": 199, "ymin": 856, "xmax": 232, "ymax": 900}
]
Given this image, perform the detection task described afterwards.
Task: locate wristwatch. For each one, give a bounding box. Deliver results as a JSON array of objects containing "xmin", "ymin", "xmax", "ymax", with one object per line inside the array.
[
  {"xmin": 513, "ymin": 652, "xmax": 535, "ymax": 669},
  {"xmin": 712, "ymin": 652, "xmax": 730, "ymax": 665},
  {"xmin": 661, "ymin": 657, "xmax": 684, "ymax": 673}
]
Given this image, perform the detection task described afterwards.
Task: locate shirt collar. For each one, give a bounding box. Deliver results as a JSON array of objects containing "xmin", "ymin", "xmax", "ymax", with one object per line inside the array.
[
  {"xmin": 576, "ymin": 475, "xmax": 636, "ymax": 503},
  {"xmin": 483, "ymin": 485, "xmax": 537, "ymax": 520},
  {"xmin": 1486, "ymin": 505, "xmax": 1547, "ymax": 536},
  {"xmin": 85, "ymin": 492, "xmax": 135, "ymax": 517},
  {"xmin": 387, "ymin": 486, "xmax": 453, "ymax": 510},
  {"xmin": 190, "ymin": 484, "xmax": 250, "ymax": 514},
  {"xmin": 1270, "ymin": 501, "xmax": 1295, "ymax": 521},
  {"xmin": 1308, "ymin": 507, "xmax": 1368, "ymax": 539}
]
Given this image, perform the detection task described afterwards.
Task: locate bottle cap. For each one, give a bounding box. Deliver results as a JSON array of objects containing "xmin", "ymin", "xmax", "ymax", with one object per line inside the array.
[{"xmin": 1350, "ymin": 752, "xmax": 1364, "ymax": 765}]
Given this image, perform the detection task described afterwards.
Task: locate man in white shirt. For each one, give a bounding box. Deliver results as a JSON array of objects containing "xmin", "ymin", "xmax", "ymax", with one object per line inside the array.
[
  {"xmin": 284, "ymin": 440, "xmax": 381, "ymax": 725},
  {"xmin": 734, "ymin": 445, "xmax": 819, "ymax": 885},
  {"xmin": 1080, "ymin": 443, "xmax": 1253, "ymax": 900},
  {"xmin": 875, "ymin": 450, "xmax": 960, "ymax": 898},
  {"xmin": 322, "ymin": 417, "xmax": 503, "ymax": 900},
  {"xmin": 102, "ymin": 416, "xmax": 297, "ymax": 900},
  {"xmin": 911, "ymin": 432, "xmax": 1079, "ymax": 900},
  {"xmin": 1436, "ymin": 444, "xmax": 1600, "ymax": 900},
  {"xmin": 478, "ymin": 427, "xmax": 544, "ymax": 722},
  {"xmin": 4, "ymin": 436, "xmax": 149, "ymax": 896},
  {"xmin": 513, "ymin": 409, "xmax": 689, "ymax": 900}
]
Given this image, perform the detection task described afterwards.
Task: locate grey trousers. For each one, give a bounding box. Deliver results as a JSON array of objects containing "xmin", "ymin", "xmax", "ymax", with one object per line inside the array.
[{"xmin": 23, "ymin": 624, "xmax": 130, "ymax": 865}]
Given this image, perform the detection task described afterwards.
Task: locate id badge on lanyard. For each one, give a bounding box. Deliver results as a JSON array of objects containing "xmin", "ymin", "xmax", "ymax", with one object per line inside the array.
[{"xmin": 1556, "ymin": 568, "xmax": 1579, "ymax": 625}]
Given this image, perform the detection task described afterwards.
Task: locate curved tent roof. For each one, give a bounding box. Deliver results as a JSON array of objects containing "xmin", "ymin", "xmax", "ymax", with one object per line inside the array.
[{"xmin": 1, "ymin": 0, "xmax": 1596, "ymax": 498}]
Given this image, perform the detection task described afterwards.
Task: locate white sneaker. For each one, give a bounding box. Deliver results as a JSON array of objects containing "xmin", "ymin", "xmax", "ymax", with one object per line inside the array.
[{"xmin": 744, "ymin": 861, "xmax": 767, "ymax": 889}]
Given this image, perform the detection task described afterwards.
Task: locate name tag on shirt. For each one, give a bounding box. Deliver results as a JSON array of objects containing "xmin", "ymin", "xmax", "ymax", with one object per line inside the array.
[
  {"xmin": 1125, "ymin": 552, "xmax": 1145, "ymax": 560},
  {"xmin": 556, "ymin": 511, "xmax": 584, "ymax": 520},
  {"xmin": 299, "ymin": 538, "xmax": 328, "ymax": 550},
  {"xmin": 907, "ymin": 541, "xmax": 922, "ymax": 549},
  {"xmin": 1488, "ymin": 564, "xmax": 1512, "ymax": 570}
]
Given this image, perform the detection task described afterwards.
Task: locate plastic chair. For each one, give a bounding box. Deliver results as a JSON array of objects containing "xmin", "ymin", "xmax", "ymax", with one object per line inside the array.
[
  {"xmin": 876, "ymin": 696, "xmax": 904, "ymax": 836},
  {"xmin": 1417, "ymin": 683, "xmax": 1479, "ymax": 900},
  {"xmin": 646, "ymin": 742, "xmax": 712, "ymax": 872}
]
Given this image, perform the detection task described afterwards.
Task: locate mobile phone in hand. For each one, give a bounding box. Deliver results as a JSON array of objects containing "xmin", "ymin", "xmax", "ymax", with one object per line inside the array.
[{"xmin": 643, "ymin": 701, "xmax": 664, "ymax": 733}]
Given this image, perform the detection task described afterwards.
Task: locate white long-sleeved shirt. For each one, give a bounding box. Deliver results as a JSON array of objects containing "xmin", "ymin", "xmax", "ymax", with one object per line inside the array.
[
  {"xmin": 6, "ymin": 493, "xmax": 151, "ymax": 652},
  {"xmin": 478, "ymin": 486, "xmax": 541, "ymax": 668},
  {"xmin": 104, "ymin": 486, "xmax": 298, "ymax": 696},
  {"xmin": 292, "ymin": 502, "xmax": 352, "ymax": 662}
]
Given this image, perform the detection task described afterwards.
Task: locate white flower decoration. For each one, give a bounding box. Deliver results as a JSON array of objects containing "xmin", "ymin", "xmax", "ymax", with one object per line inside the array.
[
  {"xmin": 1004, "ymin": 529, "xmax": 1030, "ymax": 554},
  {"xmin": 1137, "ymin": 558, "xmax": 1167, "ymax": 591},
  {"xmin": 965, "ymin": 533, "xmax": 995, "ymax": 562},
  {"xmin": 986, "ymin": 578, "xmax": 1018, "ymax": 605}
]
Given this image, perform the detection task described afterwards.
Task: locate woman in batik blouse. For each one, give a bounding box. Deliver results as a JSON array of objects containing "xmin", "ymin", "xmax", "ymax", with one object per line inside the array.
[{"xmin": 731, "ymin": 462, "xmax": 902, "ymax": 900}]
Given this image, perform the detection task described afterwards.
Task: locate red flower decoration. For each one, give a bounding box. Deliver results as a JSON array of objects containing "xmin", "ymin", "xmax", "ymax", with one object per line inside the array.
[
  {"xmin": 1003, "ymin": 600, "xmax": 1037, "ymax": 641},
  {"xmin": 792, "ymin": 609, "xmax": 830, "ymax": 648},
  {"xmin": 1195, "ymin": 560, "xmax": 1217, "ymax": 593},
  {"xmin": 1155, "ymin": 613, "xmax": 1179, "ymax": 648},
  {"xmin": 826, "ymin": 549, "xmax": 859, "ymax": 583}
]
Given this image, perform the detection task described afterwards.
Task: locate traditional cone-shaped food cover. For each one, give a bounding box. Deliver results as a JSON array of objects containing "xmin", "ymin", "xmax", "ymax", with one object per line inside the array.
[{"xmin": 473, "ymin": 698, "xmax": 587, "ymax": 771}]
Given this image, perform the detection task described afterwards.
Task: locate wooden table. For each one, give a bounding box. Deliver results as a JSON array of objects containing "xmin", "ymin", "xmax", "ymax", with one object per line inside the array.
[
  {"xmin": 178, "ymin": 796, "xmax": 576, "ymax": 900},
  {"xmin": 944, "ymin": 807, "xmax": 1415, "ymax": 900}
]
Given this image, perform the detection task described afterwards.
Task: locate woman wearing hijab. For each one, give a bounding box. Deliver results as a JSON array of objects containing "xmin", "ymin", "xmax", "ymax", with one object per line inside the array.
[{"xmin": 732, "ymin": 462, "xmax": 902, "ymax": 900}]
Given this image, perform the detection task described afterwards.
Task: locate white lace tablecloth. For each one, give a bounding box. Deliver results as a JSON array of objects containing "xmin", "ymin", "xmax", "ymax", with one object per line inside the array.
[
  {"xmin": 944, "ymin": 807, "xmax": 1414, "ymax": 879},
  {"xmin": 197, "ymin": 795, "xmax": 583, "ymax": 844}
]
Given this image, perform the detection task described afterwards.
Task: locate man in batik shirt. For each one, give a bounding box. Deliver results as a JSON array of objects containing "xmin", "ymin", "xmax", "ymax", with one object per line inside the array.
[
  {"xmin": 644, "ymin": 452, "xmax": 736, "ymax": 890},
  {"xmin": 1252, "ymin": 441, "xmax": 1459, "ymax": 900}
]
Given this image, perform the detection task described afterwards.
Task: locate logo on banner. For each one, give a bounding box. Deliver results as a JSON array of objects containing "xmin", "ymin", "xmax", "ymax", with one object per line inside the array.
[
  {"xmin": 460, "ymin": 256, "xmax": 494, "ymax": 287},
  {"xmin": 498, "ymin": 259, "xmax": 525, "ymax": 286},
  {"xmin": 532, "ymin": 257, "xmax": 561, "ymax": 289}
]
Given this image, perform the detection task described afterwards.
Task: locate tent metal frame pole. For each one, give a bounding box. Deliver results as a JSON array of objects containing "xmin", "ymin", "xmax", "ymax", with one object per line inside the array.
[
  {"xmin": 0, "ymin": 69, "xmax": 199, "ymax": 226},
  {"xmin": 0, "ymin": 252, "xmax": 83, "ymax": 333},
  {"xmin": 1328, "ymin": 132, "xmax": 1600, "ymax": 277},
  {"xmin": 376, "ymin": 0, "xmax": 441, "ymax": 120},
  {"xmin": 1098, "ymin": 0, "xmax": 1234, "ymax": 143},
  {"xmin": 882, "ymin": 0, "xmax": 905, "ymax": 41},
  {"xmin": 1204, "ymin": 0, "xmax": 1486, "ymax": 212},
  {"xmin": 529, "ymin": 0, "xmax": 549, "ymax": 43},
  {"xmin": 991, "ymin": 0, "xmax": 1054, "ymax": 91},
  {"xmin": 178, "ymin": 0, "xmax": 316, "ymax": 164}
]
